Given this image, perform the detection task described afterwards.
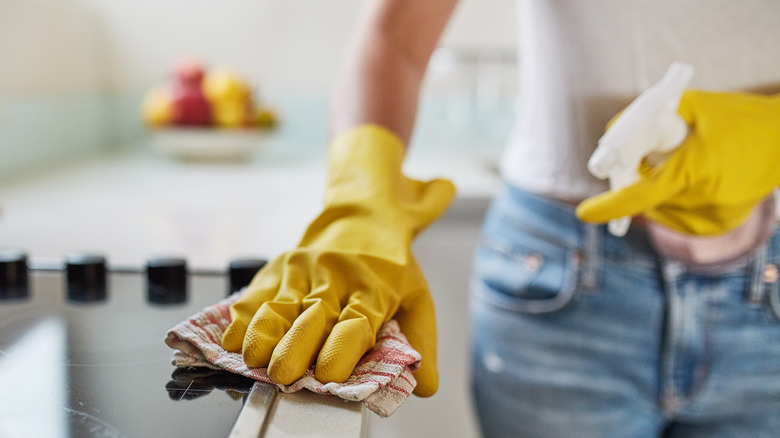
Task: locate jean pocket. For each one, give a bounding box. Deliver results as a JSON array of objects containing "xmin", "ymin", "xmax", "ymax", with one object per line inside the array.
[{"xmin": 473, "ymin": 236, "xmax": 581, "ymax": 314}]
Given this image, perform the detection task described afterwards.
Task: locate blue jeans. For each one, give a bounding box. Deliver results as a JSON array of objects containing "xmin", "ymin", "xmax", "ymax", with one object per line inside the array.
[{"xmin": 469, "ymin": 185, "xmax": 780, "ymax": 438}]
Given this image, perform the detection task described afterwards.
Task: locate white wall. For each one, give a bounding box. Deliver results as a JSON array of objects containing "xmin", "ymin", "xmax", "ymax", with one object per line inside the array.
[
  {"xmin": 1, "ymin": 0, "xmax": 517, "ymax": 95},
  {"xmin": 0, "ymin": 0, "xmax": 517, "ymax": 175},
  {"xmin": 0, "ymin": 1, "xmax": 107, "ymax": 95},
  {"xmin": 0, "ymin": 0, "xmax": 110, "ymax": 174},
  {"xmin": 70, "ymin": 0, "xmax": 518, "ymax": 93}
]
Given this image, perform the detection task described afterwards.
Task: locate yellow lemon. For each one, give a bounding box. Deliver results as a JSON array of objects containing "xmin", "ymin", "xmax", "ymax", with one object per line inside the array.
[
  {"xmin": 141, "ymin": 85, "xmax": 173, "ymax": 127},
  {"xmin": 202, "ymin": 68, "xmax": 251, "ymax": 103}
]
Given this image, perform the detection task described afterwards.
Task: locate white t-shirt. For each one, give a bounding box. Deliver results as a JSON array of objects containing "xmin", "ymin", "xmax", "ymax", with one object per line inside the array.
[{"xmin": 501, "ymin": 0, "xmax": 780, "ymax": 202}]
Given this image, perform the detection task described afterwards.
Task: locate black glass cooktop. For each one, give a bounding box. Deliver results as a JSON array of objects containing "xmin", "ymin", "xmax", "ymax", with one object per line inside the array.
[{"xmin": 0, "ymin": 253, "xmax": 267, "ymax": 437}]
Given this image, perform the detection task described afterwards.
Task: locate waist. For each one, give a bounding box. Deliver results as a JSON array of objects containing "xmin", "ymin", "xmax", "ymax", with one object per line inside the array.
[
  {"xmin": 494, "ymin": 184, "xmax": 780, "ymax": 274},
  {"xmin": 488, "ymin": 184, "xmax": 660, "ymax": 268}
]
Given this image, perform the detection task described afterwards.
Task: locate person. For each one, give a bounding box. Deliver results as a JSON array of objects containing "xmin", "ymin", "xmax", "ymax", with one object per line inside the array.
[{"xmin": 221, "ymin": 1, "xmax": 780, "ymax": 436}]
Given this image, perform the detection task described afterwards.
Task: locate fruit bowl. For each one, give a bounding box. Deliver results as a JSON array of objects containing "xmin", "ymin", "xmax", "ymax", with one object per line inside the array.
[{"xmin": 148, "ymin": 128, "xmax": 268, "ymax": 162}]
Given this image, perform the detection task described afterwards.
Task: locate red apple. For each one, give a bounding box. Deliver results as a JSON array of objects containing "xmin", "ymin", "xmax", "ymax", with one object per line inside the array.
[
  {"xmin": 170, "ymin": 83, "xmax": 212, "ymax": 126},
  {"xmin": 173, "ymin": 56, "xmax": 205, "ymax": 86},
  {"xmin": 169, "ymin": 57, "xmax": 212, "ymax": 126}
]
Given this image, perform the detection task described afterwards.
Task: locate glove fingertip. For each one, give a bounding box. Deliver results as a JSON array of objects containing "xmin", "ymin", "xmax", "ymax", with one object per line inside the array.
[
  {"xmin": 575, "ymin": 196, "xmax": 614, "ymax": 223},
  {"xmin": 267, "ymin": 306, "xmax": 333, "ymax": 385},
  {"xmin": 427, "ymin": 178, "xmax": 457, "ymax": 206},
  {"xmin": 268, "ymin": 357, "xmax": 306, "ymax": 385},
  {"xmin": 576, "ymin": 180, "xmax": 669, "ymax": 224},
  {"xmin": 411, "ymin": 363, "xmax": 439, "ymax": 397},
  {"xmin": 241, "ymin": 332, "xmax": 274, "ymax": 368},
  {"xmin": 315, "ymin": 319, "xmax": 374, "ymax": 384},
  {"xmin": 433, "ymin": 177, "xmax": 457, "ymax": 196},
  {"xmin": 221, "ymin": 321, "xmax": 246, "ymax": 352}
]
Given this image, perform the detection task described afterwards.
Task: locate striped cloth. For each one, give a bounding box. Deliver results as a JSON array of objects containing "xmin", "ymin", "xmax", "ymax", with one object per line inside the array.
[{"xmin": 165, "ymin": 291, "xmax": 421, "ymax": 417}]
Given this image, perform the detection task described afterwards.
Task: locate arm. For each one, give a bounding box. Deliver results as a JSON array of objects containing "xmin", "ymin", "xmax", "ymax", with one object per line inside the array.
[
  {"xmin": 222, "ymin": 0, "xmax": 459, "ymax": 398},
  {"xmin": 329, "ymin": 0, "xmax": 459, "ymax": 146}
]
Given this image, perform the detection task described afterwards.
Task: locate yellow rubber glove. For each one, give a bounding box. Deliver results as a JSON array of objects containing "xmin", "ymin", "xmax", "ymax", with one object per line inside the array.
[
  {"xmin": 221, "ymin": 124, "xmax": 455, "ymax": 397},
  {"xmin": 577, "ymin": 90, "xmax": 780, "ymax": 235}
]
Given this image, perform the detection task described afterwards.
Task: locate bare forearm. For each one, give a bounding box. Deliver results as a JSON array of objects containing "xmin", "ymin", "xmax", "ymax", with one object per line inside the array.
[
  {"xmin": 329, "ymin": 31, "xmax": 423, "ymax": 146},
  {"xmin": 329, "ymin": 0, "xmax": 458, "ymax": 148}
]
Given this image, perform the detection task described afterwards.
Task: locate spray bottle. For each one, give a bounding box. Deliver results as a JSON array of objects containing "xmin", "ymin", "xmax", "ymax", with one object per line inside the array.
[{"xmin": 587, "ymin": 61, "xmax": 695, "ymax": 236}]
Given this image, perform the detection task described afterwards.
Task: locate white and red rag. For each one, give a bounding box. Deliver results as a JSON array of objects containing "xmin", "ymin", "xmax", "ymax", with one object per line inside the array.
[{"xmin": 164, "ymin": 291, "xmax": 421, "ymax": 417}]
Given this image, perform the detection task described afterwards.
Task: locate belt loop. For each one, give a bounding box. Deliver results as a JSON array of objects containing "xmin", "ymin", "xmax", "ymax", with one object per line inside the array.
[
  {"xmin": 581, "ymin": 224, "xmax": 599, "ymax": 290},
  {"xmin": 746, "ymin": 243, "xmax": 769, "ymax": 307}
]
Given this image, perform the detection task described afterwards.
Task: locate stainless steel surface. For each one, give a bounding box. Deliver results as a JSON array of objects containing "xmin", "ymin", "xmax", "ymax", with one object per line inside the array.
[
  {"xmin": 265, "ymin": 392, "xmax": 366, "ymax": 438},
  {"xmin": 228, "ymin": 379, "xmax": 368, "ymax": 438},
  {"xmin": 229, "ymin": 382, "xmax": 279, "ymax": 438}
]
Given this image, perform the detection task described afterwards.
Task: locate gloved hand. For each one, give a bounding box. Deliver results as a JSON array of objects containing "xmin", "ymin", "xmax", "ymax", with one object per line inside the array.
[
  {"xmin": 576, "ymin": 90, "xmax": 780, "ymax": 235},
  {"xmin": 221, "ymin": 124, "xmax": 455, "ymax": 397}
]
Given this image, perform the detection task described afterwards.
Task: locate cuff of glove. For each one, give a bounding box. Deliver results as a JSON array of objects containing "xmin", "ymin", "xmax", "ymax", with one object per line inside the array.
[
  {"xmin": 325, "ymin": 123, "xmax": 457, "ymax": 233},
  {"xmin": 328, "ymin": 124, "xmax": 406, "ymax": 183}
]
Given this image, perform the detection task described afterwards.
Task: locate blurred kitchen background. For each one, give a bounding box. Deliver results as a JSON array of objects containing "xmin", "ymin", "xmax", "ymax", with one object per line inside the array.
[{"xmin": 1, "ymin": 0, "xmax": 518, "ymax": 436}]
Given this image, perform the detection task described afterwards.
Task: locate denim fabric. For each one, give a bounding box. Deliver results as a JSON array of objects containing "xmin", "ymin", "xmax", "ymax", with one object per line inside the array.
[{"xmin": 469, "ymin": 185, "xmax": 780, "ymax": 438}]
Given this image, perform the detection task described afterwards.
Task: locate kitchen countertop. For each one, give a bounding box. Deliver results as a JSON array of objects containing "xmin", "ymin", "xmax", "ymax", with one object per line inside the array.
[
  {"xmin": 0, "ymin": 141, "xmax": 501, "ymax": 271},
  {"xmin": 0, "ymin": 137, "xmax": 497, "ymax": 438}
]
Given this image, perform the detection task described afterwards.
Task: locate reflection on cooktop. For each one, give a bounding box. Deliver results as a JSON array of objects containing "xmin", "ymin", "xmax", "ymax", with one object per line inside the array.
[{"xmin": 166, "ymin": 367, "xmax": 255, "ymax": 402}]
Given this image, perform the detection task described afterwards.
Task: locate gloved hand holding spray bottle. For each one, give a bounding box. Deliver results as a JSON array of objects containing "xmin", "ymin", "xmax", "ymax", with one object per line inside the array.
[
  {"xmin": 577, "ymin": 62, "xmax": 780, "ymax": 269},
  {"xmin": 585, "ymin": 62, "xmax": 694, "ymax": 237}
]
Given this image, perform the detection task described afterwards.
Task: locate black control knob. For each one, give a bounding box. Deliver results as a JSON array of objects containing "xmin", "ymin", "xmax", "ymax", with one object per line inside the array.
[
  {"xmin": 147, "ymin": 257, "xmax": 187, "ymax": 304},
  {"xmin": 228, "ymin": 258, "xmax": 267, "ymax": 295},
  {"xmin": 0, "ymin": 250, "xmax": 29, "ymax": 300},
  {"xmin": 66, "ymin": 253, "xmax": 108, "ymax": 302}
]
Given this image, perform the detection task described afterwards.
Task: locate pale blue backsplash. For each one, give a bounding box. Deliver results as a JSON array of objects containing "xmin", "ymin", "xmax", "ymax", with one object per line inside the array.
[
  {"xmin": 0, "ymin": 89, "xmax": 514, "ymax": 178},
  {"xmin": 0, "ymin": 94, "xmax": 112, "ymax": 176}
]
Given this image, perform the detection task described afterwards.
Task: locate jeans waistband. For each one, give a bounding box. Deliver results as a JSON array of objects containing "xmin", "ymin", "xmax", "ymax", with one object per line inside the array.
[
  {"xmin": 493, "ymin": 184, "xmax": 661, "ymax": 269},
  {"xmin": 495, "ymin": 184, "xmax": 780, "ymax": 275}
]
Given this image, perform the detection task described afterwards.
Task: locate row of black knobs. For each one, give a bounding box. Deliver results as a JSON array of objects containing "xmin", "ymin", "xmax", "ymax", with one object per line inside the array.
[{"xmin": 0, "ymin": 251, "xmax": 266, "ymax": 304}]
